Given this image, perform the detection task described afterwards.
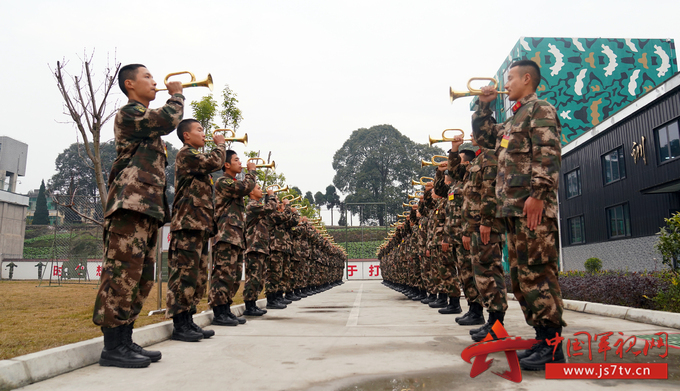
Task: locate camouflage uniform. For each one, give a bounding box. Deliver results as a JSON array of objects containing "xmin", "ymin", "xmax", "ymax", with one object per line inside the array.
[
  {"xmin": 454, "ymin": 148, "xmax": 507, "ymax": 314},
  {"xmin": 165, "ymin": 143, "xmax": 226, "ymax": 317},
  {"xmin": 93, "ymin": 94, "xmax": 184, "ymax": 328},
  {"xmin": 445, "ymin": 157, "xmax": 481, "ymax": 307},
  {"xmin": 209, "ymin": 171, "xmax": 257, "ymax": 307},
  {"xmin": 472, "ymin": 93, "xmax": 565, "ymax": 328},
  {"xmin": 433, "ymin": 170, "xmax": 460, "ymax": 299},
  {"xmin": 266, "ymin": 203, "xmax": 297, "ymax": 294},
  {"xmin": 244, "ymin": 194, "xmax": 278, "ymax": 301}
]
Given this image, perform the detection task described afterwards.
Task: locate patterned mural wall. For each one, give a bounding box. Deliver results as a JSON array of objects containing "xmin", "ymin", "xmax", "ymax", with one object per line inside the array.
[{"xmin": 485, "ymin": 37, "xmax": 677, "ymax": 145}]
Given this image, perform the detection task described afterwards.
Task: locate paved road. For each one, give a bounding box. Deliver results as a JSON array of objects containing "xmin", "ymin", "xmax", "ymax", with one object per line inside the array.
[{"xmin": 17, "ymin": 281, "xmax": 680, "ymax": 390}]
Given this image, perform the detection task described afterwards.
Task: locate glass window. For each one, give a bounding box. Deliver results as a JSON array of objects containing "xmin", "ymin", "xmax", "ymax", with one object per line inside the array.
[
  {"xmin": 606, "ymin": 203, "xmax": 631, "ymax": 239},
  {"xmin": 565, "ymin": 169, "xmax": 581, "ymax": 199},
  {"xmin": 568, "ymin": 216, "xmax": 585, "ymax": 244},
  {"xmin": 657, "ymin": 120, "xmax": 680, "ymax": 163},
  {"xmin": 602, "ymin": 147, "xmax": 626, "ymax": 184}
]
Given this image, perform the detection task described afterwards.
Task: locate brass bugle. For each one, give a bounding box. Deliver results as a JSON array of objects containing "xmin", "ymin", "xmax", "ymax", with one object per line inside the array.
[
  {"xmin": 291, "ymin": 204, "xmax": 308, "ymax": 211},
  {"xmin": 402, "ymin": 202, "xmax": 417, "ymax": 208},
  {"xmin": 449, "ymin": 77, "xmax": 508, "ymax": 103},
  {"xmin": 420, "ymin": 155, "xmax": 449, "ymax": 167},
  {"xmin": 156, "ymin": 71, "xmax": 213, "ymax": 92},
  {"xmin": 419, "ymin": 176, "xmax": 435, "ymax": 185},
  {"xmin": 282, "ymin": 194, "xmax": 302, "ymax": 202},
  {"xmin": 407, "ymin": 194, "xmax": 420, "ymax": 200},
  {"xmin": 248, "ymin": 157, "xmax": 275, "ymax": 169},
  {"xmin": 214, "ymin": 129, "xmax": 248, "ymax": 146},
  {"xmin": 429, "ymin": 129, "xmax": 472, "ymax": 146},
  {"xmin": 266, "ymin": 184, "xmax": 289, "ymax": 193}
]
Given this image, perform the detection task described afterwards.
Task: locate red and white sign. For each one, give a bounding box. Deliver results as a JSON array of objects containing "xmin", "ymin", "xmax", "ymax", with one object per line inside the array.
[{"xmin": 346, "ymin": 259, "xmax": 381, "ymax": 280}]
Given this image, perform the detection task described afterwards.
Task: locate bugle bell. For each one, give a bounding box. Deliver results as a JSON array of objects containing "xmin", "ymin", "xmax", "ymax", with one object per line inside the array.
[
  {"xmin": 421, "ymin": 155, "xmax": 449, "ymax": 167},
  {"xmin": 429, "ymin": 129, "xmax": 472, "ymax": 146},
  {"xmin": 449, "ymin": 77, "xmax": 508, "ymax": 103},
  {"xmin": 214, "ymin": 129, "xmax": 248, "ymax": 146},
  {"xmin": 266, "ymin": 184, "xmax": 289, "ymax": 193},
  {"xmin": 248, "ymin": 157, "xmax": 275, "ymax": 169},
  {"xmin": 282, "ymin": 194, "xmax": 302, "ymax": 202},
  {"xmin": 156, "ymin": 71, "xmax": 214, "ymax": 92}
]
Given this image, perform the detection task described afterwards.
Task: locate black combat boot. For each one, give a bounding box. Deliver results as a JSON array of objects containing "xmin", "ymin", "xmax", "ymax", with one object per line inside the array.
[
  {"xmin": 243, "ymin": 300, "xmax": 264, "ymax": 316},
  {"xmin": 211, "ymin": 305, "xmax": 239, "ymax": 326},
  {"xmin": 429, "ymin": 292, "xmax": 448, "ymax": 308},
  {"xmin": 99, "ymin": 326, "xmax": 151, "ymax": 368},
  {"xmin": 225, "ymin": 306, "xmax": 247, "ymax": 324},
  {"xmin": 122, "ymin": 322, "xmax": 162, "ymax": 362},
  {"xmin": 471, "ymin": 311, "xmax": 505, "ymax": 342},
  {"xmin": 517, "ymin": 327, "xmax": 544, "ymax": 360},
  {"xmin": 285, "ymin": 291, "xmax": 301, "ymax": 301},
  {"xmin": 520, "ymin": 326, "xmax": 565, "ymax": 371},
  {"xmin": 266, "ymin": 293, "xmax": 286, "ymax": 309},
  {"xmin": 412, "ymin": 289, "xmax": 427, "ymax": 301},
  {"xmin": 278, "ymin": 291, "xmax": 292, "ymax": 304},
  {"xmin": 458, "ymin": 302, "xmax": 486, "ymax": 326},
  {"xmin": 296, "ymin": 289, "xmax": 308, "ymax": 298},
  {"xmin": 188, "ymin": 308, "xmax": 214, "ymax": 339},
  {"xmin": 421, "ymin": 293, "xmax": 436, "ymax": 304},
  {"xmin": 438, "ymin": 296, "xmax": 463, "ymax": 314},
  {"xmin": 172, "ymin": 311, "xmax": 204, "ymax": 341}
]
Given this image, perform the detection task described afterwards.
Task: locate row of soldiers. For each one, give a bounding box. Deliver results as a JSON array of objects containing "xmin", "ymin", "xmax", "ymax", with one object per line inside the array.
[
  {"xmin": 380, "ymin": 60, "xmax": 566, "ymax": 372},
  {"xmin": 91, "ymin": 63, "xmax": 345, "ymax": 370}
]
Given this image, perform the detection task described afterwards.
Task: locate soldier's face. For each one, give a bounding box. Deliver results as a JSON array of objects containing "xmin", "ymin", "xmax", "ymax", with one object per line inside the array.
[
  {"xmin": 185, "ymin": 122, "xmax": 205, "ymax": 148},
  {"xmin": 128, "ymin": 67, "xmax": 157, "ymax": 102},
  {"xmin": 506, "ymin": 66, "xmax": 530, "ymax": 101},
  {"xmin": 226, "ymin": 154, "xmax": 242, "ymax": 173},
  {"xmin": 251, "ymin": 184, "xmax": 263, "ymax": 199}
]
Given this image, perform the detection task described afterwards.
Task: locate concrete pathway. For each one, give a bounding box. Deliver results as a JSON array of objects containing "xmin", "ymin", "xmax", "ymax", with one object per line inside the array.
[{"xmin": 16, "ymin": 281, "xmax": 680, "ymax": 390}]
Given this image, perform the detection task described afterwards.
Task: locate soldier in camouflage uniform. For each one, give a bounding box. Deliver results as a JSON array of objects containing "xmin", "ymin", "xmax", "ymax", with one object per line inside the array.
[
  {"xmin": 282, "ymin": 210, "xmax": 302, "ymax": 302},
  {"xmin": 93, "ymin": 64, "xmax": 183, "ymax": 368},
  {"xmin": 449, "ymin": 137, "xmax": 508, "ymax": 342},
  {"xmin": 444, "ymin": 149, "xmax": 482, "ymax": 326},
  {"xmin": 165, "ymin": 119, "xmax": 226, "ymax": 341},
  {"xmin": 210, "ymin": 152, "xmax": 257, "ymax": 326},
  {"xmin": 243, "ymin": 184, "xmax": 277, "ymax": 316},
  {"xmin": 473, "ymin": 60, "xmax": 565, "ymax": 370},
  {"xmin": 265, "ymin": 198, "xmax": 299, "ymax": 307}
]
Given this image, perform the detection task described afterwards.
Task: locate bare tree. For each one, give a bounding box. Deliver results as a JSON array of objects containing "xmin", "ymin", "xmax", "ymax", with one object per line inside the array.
[{"xmin": 51, "ymin": 51, "xmax": 120, "ymax": 216}]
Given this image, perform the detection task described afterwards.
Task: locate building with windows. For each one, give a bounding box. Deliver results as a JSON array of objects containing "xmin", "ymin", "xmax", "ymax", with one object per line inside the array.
[
  {"xmin": 482, "ymin": 37, "xmax": 679, "ymax": 271},
  {"xmin": 559, "ymin": 73, "xmax": 680, "ymax": 271}
]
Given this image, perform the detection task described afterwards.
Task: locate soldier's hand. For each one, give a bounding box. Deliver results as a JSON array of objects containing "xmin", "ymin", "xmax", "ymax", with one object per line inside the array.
[
  {"xmin": 266, "ymin": 189, "xmax": 275, "ymax": 196},
  {"xmin": 166, "ymin": 80, "xmax": 183, "ymax": 96},
  {"xmin": 426, "ymin": 250, "xmax": 430, "ymax": 257},
  {"xmin": 480, "ymin": 225, "xmax": 491, "ymax": 245},
  {"xmin": 213, "ymin": 134, "xmax": 226, "ymax": 145},
  {"xmin": 441, "ymin": 242, "xmax": 450, "ymax": 252},
  {"xmin": 425, "ymin": 181, "xmax": 434, "ymax": 190},
  {"xmin": 523, "ymin": 196, "xmax": 544, "ymax": 231},
  {"xmin": 282, "ymin": 198, "xmax": 290, "ymax": 205},
  {"xmin": 462, "ymin": 236, "xmax": 471, "ymax": 251},
  {"xmin": 451, "ymin": 136, "xmax": 464, "ymax": 151},
  {"xmin": 291, "ymin": 207, "xmax": 298, "ymax": 213},
  {"xmin": 246, "ymin": 161, "xmax": 257, "ymax": 171},
  {"xmin": 438, "ymin": 161, "xmax": 447, "ymax": 171},
  {"xmin": 479, "ymin": 85, "xmax": 497, "ymax": 103}
]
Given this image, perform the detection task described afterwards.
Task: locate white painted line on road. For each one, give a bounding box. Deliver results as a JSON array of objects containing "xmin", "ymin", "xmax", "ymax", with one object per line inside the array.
[{"xmin": 346, "ymin": 283, "xmax": 364, "ymax": 327}]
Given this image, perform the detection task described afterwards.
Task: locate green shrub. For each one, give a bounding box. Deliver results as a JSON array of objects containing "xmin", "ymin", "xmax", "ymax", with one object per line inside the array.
[
  {"xmin": 656, "ymin": 212, "xmax": 680, "ymax": 270},
  {"xmin": 584, "ymin": 257, "xmax": 602, "ymax": 273}
]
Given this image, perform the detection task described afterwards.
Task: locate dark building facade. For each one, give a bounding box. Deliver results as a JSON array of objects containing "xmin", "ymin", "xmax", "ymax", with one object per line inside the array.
[{"xmin": 559, "ymin": 73, "xmax": 680, "ymax": 271}]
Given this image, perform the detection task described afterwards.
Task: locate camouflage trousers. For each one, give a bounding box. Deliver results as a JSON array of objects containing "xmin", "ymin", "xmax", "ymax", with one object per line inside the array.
[
  {"xmin": 93, "ymin": 210, "xmax": 158, "ymax": 328},
  {"xmin": 290, "ymin": 257, "xmax": 305, "ymax": 289},
  {"xmin": 453, "ymin": 231, "xmax": 480, "ymax": 305},
  {"xmin": 209, "ymin": 242, "xmax": 243, "ymax": 307},
  {"xmin": 281, "ymin": 252, "xmax": 294, "ymax": 292},
  {"xmin": 470, "ymin": 231, "xmax": 508, "ymax": 313},
  {"xmin": 243, "ymin": 251, "xmax": 266, "ymax": 302},
  {"xmin": 420, "ymin": 251, "xmax": 434, "ymax": 292},
  {"xmin": 435, "ymin": 248, "xmax": 460, "ymax": 298},
  {"xmin": 505, "ymin": 217, "xmax": 566, "ymax": 328},
  {"xmin": 265, "ymin": 251, "xmax": 287, "ymax": 294},
  {"xmin": 165, "ymin": 229, "xmax": 210, "ymax": 317},
  {"xmin": 428, "ymin": 249, "xmax": 443, "ymax": 294}
]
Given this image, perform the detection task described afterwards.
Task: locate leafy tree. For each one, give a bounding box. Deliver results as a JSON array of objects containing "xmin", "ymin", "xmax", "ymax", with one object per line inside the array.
[
  {"xmin": 191, "ymin": 95, "xmax": 219, "ymax": 133},
  {"xmin": 220, "ymin": 85, "xmax": 243, "ymax": 132},
  {"xmin": 314, "ymin": 191, "xmax": 326, "ymax": 207},
  {"xmin": 291, "ymin": 186, "xmax": 302, "ymax": 197},
  {"xmin": 325, "ymin": 185, "xmax": 341, "ymax": 225},
  {"xmin": 338, "ymin": 203, "xmax": 347, "ymax": 227},
  {"xmin": 332, "ymin": 124, "xmax": 444, "ymax": 225},
  {"xmin": 304, "ymin": 191, "xmax": 315, "ymax": 205},
  {"xmin": 656, "ymin": 212, "xmax": 680, "ymax": 271},
  {"xmin": 33, "ymin": 180, "xmax": 50, "ymax": 225}
]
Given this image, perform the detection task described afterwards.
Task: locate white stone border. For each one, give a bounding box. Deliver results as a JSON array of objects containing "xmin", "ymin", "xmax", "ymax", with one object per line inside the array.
[{"xmin": 0, "ymin": 299, "xmax": 264, "ymax": 391}]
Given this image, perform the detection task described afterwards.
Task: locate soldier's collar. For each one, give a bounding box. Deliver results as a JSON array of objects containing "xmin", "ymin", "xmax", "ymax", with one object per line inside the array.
[{"xmin": 512, "ymin": 93, "xmax": 538, "ymax": 113}]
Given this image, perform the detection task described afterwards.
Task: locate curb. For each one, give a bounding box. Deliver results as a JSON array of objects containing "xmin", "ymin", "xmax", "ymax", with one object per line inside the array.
[
  {"xmin": 507, "ymin": 293, "xmax": 680, "ymax": 329},
  {"xmin": 0, "ymin": 299, "xmax": 265, "ymax": 391}
]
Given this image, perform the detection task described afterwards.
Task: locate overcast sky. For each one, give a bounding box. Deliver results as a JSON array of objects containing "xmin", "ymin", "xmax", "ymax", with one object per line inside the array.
[{"xmin": 1, "ymin": 0, "xmax": 679, "ymax": 223}]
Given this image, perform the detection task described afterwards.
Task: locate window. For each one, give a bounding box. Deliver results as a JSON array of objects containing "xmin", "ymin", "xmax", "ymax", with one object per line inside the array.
[
  {"xmin": 602, "ymin": 147, "xmax": 626, "ymax": 184},
  {"xmin": 606, "ymin": 203, "xmax": 631, "ymax": 239},
  {"xmin": 656, "ymin": 120, "xmax": 680, "ymax": 163},
  {"xmin": 565, "ymin": 168, "xmax": 581, "ymax": 199},
  {"xmin": 567, "ymin": 215, "xmax": 585, "ymax": 244}
]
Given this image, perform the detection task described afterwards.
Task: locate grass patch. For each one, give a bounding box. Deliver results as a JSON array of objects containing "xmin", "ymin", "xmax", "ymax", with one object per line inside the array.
[{"xmin": 0, "ymin": 280, "xmax": 258, "ymax": 360}]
